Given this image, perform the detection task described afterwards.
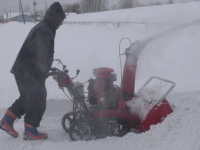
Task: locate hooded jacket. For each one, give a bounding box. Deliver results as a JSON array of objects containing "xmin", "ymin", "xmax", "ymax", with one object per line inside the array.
[{"xmin": 11, "ymin": 2, "xmax": 66, "ymax": 79}]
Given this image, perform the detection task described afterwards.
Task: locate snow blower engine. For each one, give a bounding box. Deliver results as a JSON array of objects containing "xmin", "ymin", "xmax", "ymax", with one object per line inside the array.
[{"xmin": 87, "ymin": 68, "xmax": 119, "ymax": 109}]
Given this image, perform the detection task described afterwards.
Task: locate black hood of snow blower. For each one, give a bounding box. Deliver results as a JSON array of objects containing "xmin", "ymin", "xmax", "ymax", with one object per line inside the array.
[{"xmin": 44, "ymin": 2, "xmax": 66, "ymax": 31}]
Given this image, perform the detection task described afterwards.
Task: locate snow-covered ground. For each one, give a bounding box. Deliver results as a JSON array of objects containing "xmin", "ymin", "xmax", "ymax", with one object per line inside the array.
[
  {"xmin": 0, "ymin": 1, "xmax": 200, "ymax": 150},
  {"xmin": 65, "ymin": 2, "xmax": 200, "ymax": 24}
]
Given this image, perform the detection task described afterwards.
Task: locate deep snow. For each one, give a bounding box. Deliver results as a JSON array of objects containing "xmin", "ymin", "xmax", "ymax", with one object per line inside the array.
[
  {"xmin": 66, "ymin": 2, "xmax": 200, "ymax": 24},
  {"xmin": 0, "ymin": 1, "xmax": 200, "ymax": 150}
]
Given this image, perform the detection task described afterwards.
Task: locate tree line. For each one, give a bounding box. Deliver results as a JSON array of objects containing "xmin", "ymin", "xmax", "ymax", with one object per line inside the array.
[
  {"xmin": 21, "ymin": 0, "xmax": 200, "ymax": 15},
  {"xmin": 62, "ymin": 0, "xmax": 180, "ymax": 14},
  {"xmin": 63, "ymin": 0, "xmax": 108, "ymax": 14}
]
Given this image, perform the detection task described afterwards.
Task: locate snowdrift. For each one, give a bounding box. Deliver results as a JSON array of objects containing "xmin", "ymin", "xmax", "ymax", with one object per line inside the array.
[{"xmin": 65, "ymin": 2, "xmax": 200, "ymax": 24}]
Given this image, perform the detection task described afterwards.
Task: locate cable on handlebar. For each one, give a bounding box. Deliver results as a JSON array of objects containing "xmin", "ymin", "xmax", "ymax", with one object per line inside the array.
[
  {"xmin": 61, "ymin": 88, "xmax": 74, "ymax": 102},
  {"xmin": 61, "ymin": 87, "xmax": 83, "ymax": 111}
]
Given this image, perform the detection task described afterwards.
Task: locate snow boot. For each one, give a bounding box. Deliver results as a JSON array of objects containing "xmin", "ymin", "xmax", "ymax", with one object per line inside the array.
[
  {"xmin": 23, "ymin": 123, "xmax": 48, "ymax": 140},
  {"xmin": 0, "ymin": 110, "xmax": 18, "ymax": 137}
]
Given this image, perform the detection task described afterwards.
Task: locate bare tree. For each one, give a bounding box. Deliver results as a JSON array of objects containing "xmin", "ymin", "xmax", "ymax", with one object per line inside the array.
[
  {"xmin": 39, "ymin": 10, "xmax": 45, "ymax": 18},
  {"xmin": 100, "ymin": 0, "xmax": 108, "ymax": 11},
  {"xmin": 133, "ymin": 0, "xmax": 138, "ymax": 7},
  {"xmin": 168, "ymin": 0, "xmax": 174, "ymax": 4},
  {"xmin": 111, "ymin": 4, "xmax": 118, "ymax": 10},
  {"xmin": 63, "ymin": 4, "xmax": 72, "ymax": 13},
  {"xmin": 63, "ymin": 3, "xmax": 80, "ymax": 13},
  {"xmin": 119, "ymin": 0, "xmax": 133, "ymax": 9},
  {"xmin": 24, "ymin": 5, "xmax": 31, "ymax": 13},
  {"xmin": 72, "ymin": 3, "xmax": 80, "ymax": 13},
  {"xmin": 80, "ymin": 0, "xmax": 108, "ymax": 13}
]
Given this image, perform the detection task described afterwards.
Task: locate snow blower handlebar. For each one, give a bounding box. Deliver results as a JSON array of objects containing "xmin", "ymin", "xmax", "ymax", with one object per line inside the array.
[
  {"xmin": 48, "ymin": 68, "xmax": 61, "ymax": 76},
  {"xmin": 48, "ymin": 59, "xmax": 89, "ymax": 112}
]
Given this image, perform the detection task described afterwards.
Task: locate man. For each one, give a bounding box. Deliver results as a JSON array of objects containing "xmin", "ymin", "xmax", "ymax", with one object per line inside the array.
[{"xmin": 0, "ymin": 2, "xmax": 66, "ymax": 140}]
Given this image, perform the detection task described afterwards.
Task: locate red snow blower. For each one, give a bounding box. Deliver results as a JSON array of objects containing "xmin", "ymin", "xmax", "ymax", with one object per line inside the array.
[{"xmin": 49, "ymin": 39, "xmax": 175, "ymax": 141}]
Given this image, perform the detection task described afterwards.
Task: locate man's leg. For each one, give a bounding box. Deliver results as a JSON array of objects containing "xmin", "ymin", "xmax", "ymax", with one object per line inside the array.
[
  {"xmin": 24, "ymin": 77, "xmax": 47, "ymax": 127},
  {"xmin": 0, "ymin": 75, "xmax": 26, "ymax": 137},
  {"xmin": 8, "ymin": 75, "xmax": 28, "ymax": 118},
  {"xmin": 23, "ymin": 77, "xmax": 48, "ymax": 140}
]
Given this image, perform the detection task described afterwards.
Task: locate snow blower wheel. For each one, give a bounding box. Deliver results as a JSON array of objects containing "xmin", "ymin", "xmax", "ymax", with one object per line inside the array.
[
  {"xmin": 62, "ymin": 111, "xmax": 86, "ymax": 133},
  {"xmin": 69, "ymin": 121, "xmax": 91, "ymax": 141},
  {"xmin": 109, "ymin": 119, "xmax": 130, "ymax": 137}
]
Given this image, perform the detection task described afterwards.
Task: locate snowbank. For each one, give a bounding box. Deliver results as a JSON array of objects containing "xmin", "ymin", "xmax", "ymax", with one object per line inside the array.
[{"xmin": 65, "ymin": 2, "xmax": 200, "ymax": 24}]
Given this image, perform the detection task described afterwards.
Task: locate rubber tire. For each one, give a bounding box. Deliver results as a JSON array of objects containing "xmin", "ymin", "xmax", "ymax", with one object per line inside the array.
[
  {"xmin": 69, "ymin": 121, "xmax": 91, "ymax": 141},
  {"xmin": 62, "ymin": 111, "xmax": 86, "ymax": 133},
  {"xmin": 62, "ymin": 111, "xmax": 77, "ymax": 133},
  {"xmin": 110, "ymin": 119, "xmax": 130, "ymax": 137}
]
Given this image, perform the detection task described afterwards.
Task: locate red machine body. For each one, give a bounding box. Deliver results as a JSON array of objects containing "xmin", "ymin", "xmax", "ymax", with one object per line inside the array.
[
  {"xmin": 93, "ymin": 68, "xmax": 114, "ymax": 104},
  {"xmin": 140, "ymin": 99, "xmax": 173, "ymax": 132},
  {"xmin": 53, "ymin": 39, "xmax": 175, "ymax": 141},
  {"xmin": 93, "ymin": 68, "xmax": 114, "ymax": 79},
  {"xmin": 88, "ymin": 40, "xmax": 175, "ymax": 133}
]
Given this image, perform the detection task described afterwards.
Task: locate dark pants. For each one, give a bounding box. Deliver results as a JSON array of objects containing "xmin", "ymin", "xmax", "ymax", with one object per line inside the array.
[{"xmin": 8, "ymin": 75, "xmax": 47, "ymax": 127}]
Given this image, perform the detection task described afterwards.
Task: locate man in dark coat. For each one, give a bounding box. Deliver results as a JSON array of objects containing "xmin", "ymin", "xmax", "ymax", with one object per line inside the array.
[{"xmin": 0, "ymin": 2, "xmax": 66, "ymax": 140}]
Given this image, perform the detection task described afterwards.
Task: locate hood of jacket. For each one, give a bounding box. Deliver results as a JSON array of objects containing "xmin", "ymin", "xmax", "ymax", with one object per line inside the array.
[{"xmin": 43, "ymin": 2, "xmax": 66, "ymax": 31}]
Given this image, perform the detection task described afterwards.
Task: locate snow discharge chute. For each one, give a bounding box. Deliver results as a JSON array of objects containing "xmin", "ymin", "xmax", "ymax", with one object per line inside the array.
[
  {"xmin": 121, "ymin": 38, "xmax": 152, "ymax": 100},
  {"xmin": 120, "ymin": 24, "xmax": 189, "ymax": 132}
]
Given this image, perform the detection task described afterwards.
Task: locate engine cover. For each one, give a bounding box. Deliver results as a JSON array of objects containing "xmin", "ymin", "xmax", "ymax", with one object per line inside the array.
[{"xmin": 93, "ymin": 68, "xmax": 114, "ymax": 79}]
